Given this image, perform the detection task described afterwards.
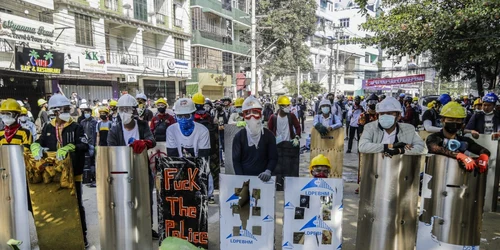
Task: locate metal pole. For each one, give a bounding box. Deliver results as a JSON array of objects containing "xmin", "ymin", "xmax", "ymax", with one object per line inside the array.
[
  {"xmin": 251, "ymin": 0, "xmax": 257, "ymax": 97},
  {"xmin": 297, "ymin": 66, "xmax": 300, "ymax": 96},
  {"xmin": 333, "ymin": 30, "xmax": 341, "ymax": 95},
  {"xmin": 328, "ymin": 42, "xmax": 333, "ymax": 93}
]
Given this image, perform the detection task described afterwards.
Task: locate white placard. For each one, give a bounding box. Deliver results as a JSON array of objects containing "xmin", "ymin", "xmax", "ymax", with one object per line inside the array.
[
  {"xmin": 219, "ymin": 174, "xmax": 276, "ymax": 250},
  {"xmin": 282, "ymin": 177, "xmax": 343, "ymax": 250},
  {"xmin": 79, "ymin": 52, "xmax": 107, "ymax": 74}
]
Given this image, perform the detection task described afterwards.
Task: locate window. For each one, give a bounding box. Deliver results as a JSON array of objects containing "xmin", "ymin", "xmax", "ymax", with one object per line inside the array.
[
  {"xmin": 104, "ymin": 0, "xmax": 118, "ymax": 11},
  {"xmin": 365, "ymin": 53, "xmax": 370, "ymax": 63},
  {"xmin": 340, "ymin": 35, "xmax": 350, "ymax": 45},
  {"xmin": 134, "ymin": 0, "xmax": 148, "ymax": 22},
  {"xmin": 39, "ymin": 11, "xmax": 54, "ymax": 24},
  {"xmin": 339, "ymin": 18, "xmax": 350, "ymax": 27},
  {"xmin": 192, "ymin": 46, "xmax": 222, "ymax": 71},
  {"xmin": 75, "ymin": 14, "xmax": 93, "ymax": 46},
  {"xmin": 174, "ymin": 38, "xmax": 184, "ymax": 60},
  {"xmin": 344, "ymin": 79, "xmax": 354, "ymax": 85}
]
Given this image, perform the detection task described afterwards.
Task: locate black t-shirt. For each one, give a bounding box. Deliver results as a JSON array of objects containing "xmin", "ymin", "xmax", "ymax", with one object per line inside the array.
[
  {"xmin": 422, "ymin": 108, "xmax": 439, "ymax": 127},
  {"xmin": 426, "ymin": 130, "xmax": 490, "ymax": 158}
]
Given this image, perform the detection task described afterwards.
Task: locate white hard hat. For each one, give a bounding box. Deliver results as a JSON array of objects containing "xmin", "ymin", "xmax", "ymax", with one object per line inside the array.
[
  {"xmin": 48, "ymin": 94, "xmax": 71, "ymax": 109},
  {"xmin": 102, "ymin": 99, "xmax": 108, "ymax": 105},
  {"xmin": 81, "ymin": 99, "xmax": 87, "ymax": 104},
  {"xmin": 319, "ymin": 99, "xmax": 331, "ymax": 107},
  {"xmin": 136, "ymin": 93, "xmax": 147, "ymax": 101},
  {"xmin": 242, "ymin": 96, "xmax": 263, "ymax": 111},
  {"xmin": 17, "ymin": 100, "xmax": 24, "ymax": 107},
  {"xmin": 117, "ymin": 94, "xmax": 138, "ymax": 107},
  {"xmin": 174, "ymin": 98, "xmax": 196, "ymax": 115},
  {"xmin": 376, "ymin": 96, "xmax": 402, "ymax": 113},
  {"xmin": 79, "ymin": 103, "xmax": 89, "ymax": 109}
]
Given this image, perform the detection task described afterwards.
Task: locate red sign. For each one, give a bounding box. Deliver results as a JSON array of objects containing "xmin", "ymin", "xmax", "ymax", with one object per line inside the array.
[{"xmin": 365, "ymin": 74, "xmax": 426, "ymax": 87}]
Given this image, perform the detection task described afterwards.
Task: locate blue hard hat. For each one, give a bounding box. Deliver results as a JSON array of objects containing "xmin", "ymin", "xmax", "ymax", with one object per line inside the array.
[
  {"xmin": 482, "ymin": 92, "xmax": 499, "ymax": 103},
  {"xmin": 437, "ymin": 94, "xmax": 451, "ymax": 105},
  {"xmin": 399, "ymin": 93, "xmax": 406, "ymax": 98}
]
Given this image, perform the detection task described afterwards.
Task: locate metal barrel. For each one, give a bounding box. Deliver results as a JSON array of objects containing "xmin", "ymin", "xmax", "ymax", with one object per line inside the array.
[
  {"xmin": 0, "ymin": 145, "xmax": 31, "ymax": 250},
  {"xmin": 417, "ymin": 155, "xmax": 487, "ymax": 249},
  {"xmin": 356, "ymin": 153, "xmax": 423, "ymax": 250},
  {"xmin": 96, "ymin": 146, "xmax": 152, "ymax": 250}
]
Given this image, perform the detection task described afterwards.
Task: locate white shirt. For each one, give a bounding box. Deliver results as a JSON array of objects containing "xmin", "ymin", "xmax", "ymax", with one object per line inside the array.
[
  {"xmin": 122, "ymin": 122, "xmax": 140, "ymax": 145},
  {"xmin": 166, "ymin": 122, "xmax": 210, "ymax": 157},
  {"xmin": 381, "ymin": 128, "xmax": 397, "ymax": 144},
  {"xmin": 276, "ymin": 115, "xmax": 290, "ymax": 142}
]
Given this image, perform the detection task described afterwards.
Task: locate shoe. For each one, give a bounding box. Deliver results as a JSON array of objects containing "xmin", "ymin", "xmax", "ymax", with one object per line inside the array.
[
  {"xmin": 84, "ymin": 239, "xmax": 89, "ymax": 248},
  {"xmin": 88, "ymin": 182, "xmax": 96, "ymax": 188},
  {"xmin": 355, "ymin": 188, "xmax": 359, "ymax": 194},
  {"xmin": 344, "ymin": 137, "xmax": 349, "ymax": 140},
  {"xmin": 209, "ymin": 196, "xmax": 216, "ymax": 204},
  {"xmin": 152, "ymin": 230, "xmax": 159, "ymax": 240},
  {"xmin": 346, "ymin": 150, "xmax": 351, "ymax": 153}
]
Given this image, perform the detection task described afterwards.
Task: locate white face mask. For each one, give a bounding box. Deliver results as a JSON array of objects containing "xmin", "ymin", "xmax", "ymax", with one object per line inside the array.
[
  {"xmin": 1, "ymin": 115, "xmax": 16, "ymax": 126},
  {"xmin": 119, "ymin": 112, "xmax": 133, "ymax": 124},
  {"xmin": 19, "ymin": 116, "xmax": 28, "ymax": 123},
  {"xmin": 282, "ymin": 107, "xmax": 290, "ymax": 113},
  {"xmin": 379, "ymin": 114, "xmax": 396, "ymax": 129},
  {"xmin": 58, "ymin": 113, "xmax": 71, "ymax": 122},
  {"xmin": 246, "ymin": 117, "xmax": 262, "ymax": 135}
]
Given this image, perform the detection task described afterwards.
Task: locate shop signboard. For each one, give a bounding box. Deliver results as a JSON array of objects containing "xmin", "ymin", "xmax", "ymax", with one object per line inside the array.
[
  {"xmin": 79, "ymin": 50, "xmax": 107, "ymax": 74},
  {"xmin": 166, "ymin": 59, "xmax": 191, "ymax": 78},
  {"xmin": 0, "ymin": 12, "xmax": 54, "ymax": 45},
  {"xmin": 15, "ymin": 47, "xmax": 64, "ymax": 74}
]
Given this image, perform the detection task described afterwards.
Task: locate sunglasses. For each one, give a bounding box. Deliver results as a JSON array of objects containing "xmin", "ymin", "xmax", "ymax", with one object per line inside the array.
[
  {"xmin": 177, "ymin": 114, "xmax": 192, "ymax": 119},
  {"xmin": 243, "ymin": 109, "xmax": 262, "ymax": 120}
]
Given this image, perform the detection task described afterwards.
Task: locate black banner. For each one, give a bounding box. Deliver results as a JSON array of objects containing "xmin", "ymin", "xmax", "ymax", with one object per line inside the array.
[
  {"xmin": 15, "ymin": 47, "xmax": 64, "ymax": 74},
  {"xmin": 157, "ymin": 157, "xmax": 209, "ymax": 249}
]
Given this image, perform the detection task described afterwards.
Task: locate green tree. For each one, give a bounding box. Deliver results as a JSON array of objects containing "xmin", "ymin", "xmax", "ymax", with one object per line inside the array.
[
  {"xmin": 355, "ymin": 0, "xmax": 500, "ymax": 96},
  {"xmin": 257, "ymin": 0, "xmax": 317, "ymax": 77},
  {"xmin": 283, "ymin": 81, "xmax": 326, "ymax": 99}
]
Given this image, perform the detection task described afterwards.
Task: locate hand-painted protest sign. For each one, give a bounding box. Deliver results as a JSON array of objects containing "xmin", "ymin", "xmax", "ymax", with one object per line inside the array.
[
  {"xmin": 282, "ymin": 177, "xmax": 343, "ymax": 250},
  {"xmin": 156, "ymin": 157, "xmax": 209, "ymax": 249},
  {"xmin": 219, "ymin": 174, "xmax": 276, "ymax": 250}
]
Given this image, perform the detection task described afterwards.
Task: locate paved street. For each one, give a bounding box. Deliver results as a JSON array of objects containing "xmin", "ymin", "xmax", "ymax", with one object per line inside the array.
[{"xmin": 46, "ymin": 117, "xmax": 500, "ymax": 250}]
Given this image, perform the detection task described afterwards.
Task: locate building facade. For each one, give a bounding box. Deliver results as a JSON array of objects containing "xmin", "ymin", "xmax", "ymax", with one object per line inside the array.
[{"xmin": 188, "ymin": 0, "xmax": 251, "ymax": 100}]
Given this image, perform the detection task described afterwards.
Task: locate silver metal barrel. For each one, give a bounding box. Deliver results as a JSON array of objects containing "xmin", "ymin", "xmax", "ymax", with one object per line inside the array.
[
  {"xmin": 417, "ymin": 155, "xmax": 486, "ymax": 249},
  {"xmin": 356, "ymin": 153, "xmax": 423, "ymax": 250},
  {"xmin": 0, "ymin": 145, "xmax": 30, "ymax": 250},
  {"xmin": 96, "ymin": 147, "xmax": 152, "ymax": 250}
]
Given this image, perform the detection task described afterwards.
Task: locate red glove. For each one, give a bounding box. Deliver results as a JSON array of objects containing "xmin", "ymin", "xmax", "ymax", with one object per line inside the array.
[
  {"xmin": 130, "ymin": 140, "xmax": 153, "ymax": 154},
  {"xmin": 476, "ymin": 154, "xmax": 489, "ymax": 173},
  {"xmin": 456, "ymin": 153, "xmax": 476, "ymax": 171}
]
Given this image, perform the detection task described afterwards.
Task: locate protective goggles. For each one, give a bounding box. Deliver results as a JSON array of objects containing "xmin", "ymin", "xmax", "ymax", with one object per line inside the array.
[
  {"xmin": 311, "ymin": 166, "xmax": 330, "ymax": 175},
  {"xmin": 243, "ymin": 108, "xmax": 262, "ymax": 120},
  {"xmin": 118, "ymin": 107, "xmax": 135, "ymax": 113},
  {"xmin": 177, "ymin": 114, "xmax": 192, "ymax": 119},
  {"xmin": 157, "ymin": 104, "xmax": 166, "ymax": 108},
  {"xmin": 51, "ymin": 106, "xmax": 71, "ymax": 113},
  {"xmin": 0, "ymin": 111, "xmax": 16, "ymax": 117}
]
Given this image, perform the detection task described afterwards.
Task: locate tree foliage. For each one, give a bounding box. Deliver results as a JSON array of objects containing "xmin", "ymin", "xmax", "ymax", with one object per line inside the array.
[
  {"xmin": 257, "ymin": 0, "xmax": 317, "ymax": 77},
  {"xmin": 283, "ymin": 81, "xmax": 326, "ymax": 99},
  {"xmin": 355, "ymin": 0, "xmax": 500, "ymax": 96}
]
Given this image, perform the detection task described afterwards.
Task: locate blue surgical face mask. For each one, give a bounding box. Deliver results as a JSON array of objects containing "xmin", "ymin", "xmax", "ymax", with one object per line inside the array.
[
  {"xmin": 84, "ymin": 113, "xmax": 91, "ymax": 119},
  {"xmin": 379, "ymin": 114, "xmax": 396, "ymax": 129},
  {"xmin": 178, "ymin": 115, "xmax": 195, "ymax": 136},
  {"xmin": 321, "ymin": 107, "xmax": 330, "ymax": 114},
  {"xmin": 236, "ymin": 108, "xmax": 242, "ymax": 113}
]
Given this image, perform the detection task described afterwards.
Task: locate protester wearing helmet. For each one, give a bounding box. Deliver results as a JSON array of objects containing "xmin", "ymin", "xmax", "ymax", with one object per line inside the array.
[
  {"xmin": 268, "ymin": 95, "xmax": 302, "ymax": 147},
  {"xmin": 32, "ymin": 94, "xmax": 89, "ymax": 246},
  {"xmin": 346, "ymin": 96, "xmax": 364, "ymax": 153},
  {"xmin": 108, "ymin": 99, "xmax": 119, "ymax": 126},
  {"xmin": 232, "ymin": 96, "xmax": 278, "ymax": 181},
  {"xmin": 96, "ymin": 107, "xmax": 112, "ymax": 147},
  {"xmin": 427, "ymin": 102, "xmax": 490, "ymax": 173},
  {"xmin": 412, "ymin": 96, "xmax": 422, "ymax": 117},
  {"xmin": 359, "ymin": 97, "xmax": 427, "ymax": 157},
  {"xmin": 229, "ymin": 97, "xmax": 246, "ymax": 127},
  {"xmin": 466, "ymin": 92, "xmax": 500, "ymax": 138},
  {"xmin": 107, "ymin": 94, "xmax": 157, "ymax": 239},
  {"xmin": 358, "ymin": 94, "xmax": 379, "ymax": 128},
  {"xmin": 150, "ymin": 98, "xmax": 176, "ymax": 142},
  {"xmin": 309, "ymin": 154, "xmax": 332, "ymax": 178},
  {"xmin": 422, "ymin": 94, "xmax": 450, "ymax": 133},
  {"xmin": 313, "ymin": 99, "xmax": 342, "ymax": 136},
  {"xmin": 401, "ymin": 96, "xmax": 419, "ymax": 127},
  {"xmin": 19, "ymin": 107, "xmax": 37, "ymax": 142},
  {"xmin": 378, "ymin": 94, "xmax": 386, "ymax": 102},
  {"xmin": 262, "ymin": 101, "xmax": 274, "ymax": 126},
  {"xmin": 326, "ymin": 93, "xmax": 342, "ymax": 117},
  {"xmin": 0, "ymin": 99, "xmax": 33, "ymax": 147},
  {"xmin": 136, "ymin": 93, "xmax": 153, "ymax": 122},
  {"xmin": 37, "ymin": 98, "xmax": 49, "ymax": 130}
]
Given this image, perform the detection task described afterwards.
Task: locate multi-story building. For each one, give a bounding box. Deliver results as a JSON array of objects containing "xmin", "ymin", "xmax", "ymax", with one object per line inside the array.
[{"xmin": 188, "ymin": 0, "xmax": 251, "ymax": 100}]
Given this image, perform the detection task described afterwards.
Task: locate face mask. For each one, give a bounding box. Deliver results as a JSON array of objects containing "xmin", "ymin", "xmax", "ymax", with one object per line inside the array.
[
  {"xmin": 137, "ymin": 108, "xmax": 144, "ymax": 116},
  {"xmin": 369, "ymin": 104, "xmax": 376, "ymax": 110},
  {"xmin": 119, "ymin": 112, "xmax": 133, "ymax": 124},
  {"xmin": 204, "ymin": 106, "xmax": 211, "ymax": 111},
  {"xmin": 84, "ymin": 113, "xmax": 91, "ymax": 119},
  {"xmin": 475, "ymin": 109, "xmax": 482, "ymax": 113},
  {"xmin": 321, "ymin": 107, "xmax": 330, "ymax": 114},
  {"xmin": 1, "ymin": 115, "xmax": 16, "ymax": 126},
  {"xmin": 313, "ymin": 172, "xmax": 328, "ymax": 178},
  {"xmin": 379, "ymin": 114, "xmax": 396, "ymax": 129},
  {"xmin": 100, "ymin": 115, "xmax": 108, "ymax": 120},
  {"xmin": 444, "ymin": 122, "xmax": 462, "ymax": 134},
  {"xmin": 485, "ymin": 111, "xmax": 494, "ymax": 116},
  {"xmin": 236, "ymin": 108, "xmax": 242, "ymax": 114},
  {"xmin": 19, "ymin": 116, "xmax": 28, "ymax": 123},
  {"xmin": 282, "ymin": 107, "xmax": 290, "ymax": 113},
  {"xmin": 246, "ymin": 117, "xmax": 262, "ymax": 135},
  {"xmin": 58, "ymin": 113, "xmax": 71, "ymax": 122},
  {"xmin": 158, "ymin": 107, "xmax": 166, "ymax": 114},
  {"xmin": 178, "ymin": 116, "xmax": 195, "ymax": 136}
]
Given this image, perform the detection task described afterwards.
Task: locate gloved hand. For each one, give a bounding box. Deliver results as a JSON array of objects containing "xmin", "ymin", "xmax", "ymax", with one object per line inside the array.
[
  {"xmin": 291, "ymin": 136, "xmax": 300, "ymax": 147},
  {"xmin": 314, "ymin": 123, "xmax": 328, "ymax": 136},
  {"xmin": 30, "ymin": 143, "xmax": 44, "ymax": 161},
  {"xmin": 56, "ymin": 143, "xmax": 75, "ymax": 161},
  {"xmin": 236, "ymin": 121, "xmax": 247, "ymax": 127},
  {"xmin": 456, "ymin": 153, "xmax": 476, "ymax": 171},
  {"xmin": 477, "ymin": 154, "xmax": 489, "ymax": 173},
  {"xmin": 383, "ymin": 144, "xmax": 405, "ymax": 158},
  {"xmin": 258, "ymin": 170, "xmax": 272, "ymax": 182},
  {"xmin": 130, "ymin": 139, "xmax": 153, "ymax": 154},
  {"xmin": 393, "ymin": 142, "xmax": 406, "ymax": 149}
]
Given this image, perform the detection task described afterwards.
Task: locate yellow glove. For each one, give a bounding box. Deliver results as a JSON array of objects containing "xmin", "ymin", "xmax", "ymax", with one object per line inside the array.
[
  {"xmin": 56, "ymin": 144, "xmax": 75, "ymax": 161},
  {"xmin": 236, "ymin": 121, "xmax": 247, "ymax": 127}
]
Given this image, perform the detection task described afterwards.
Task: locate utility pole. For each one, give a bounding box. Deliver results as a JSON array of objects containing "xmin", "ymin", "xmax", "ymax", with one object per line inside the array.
[
  {"xmin": 332, "ymin": 30, "xmax": 341, "ymax": 95},
  {"xmin": 297, "ymin": 66, "xmax": 301, "ymax": 96},
  {"xmin": 328, "ymin": 42, "xmax": 334, "ymax": 93},
  {"xmin": 251, "ymin": 0, "xmax": 257, "ymax": 97}
]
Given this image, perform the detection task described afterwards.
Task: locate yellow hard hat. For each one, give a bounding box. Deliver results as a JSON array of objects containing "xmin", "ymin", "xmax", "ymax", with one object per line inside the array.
[
  {"xmin": 413, "ymin": 97, "xmax": 418, "ymax": 101},
  {"xmin": 155, "ymin": 98, "xmax": 167, "ymax": 106},
  {"xmin": 427, "ymin": 100, "xmax": 436, "ymax": 109},
  {"xmin": 0, "ymin": 99, "xmax": 22, "ymax": 113},
  {"xmin": 20, "ymin": 107, "xmax": 28, "ymax": 115},
  {"xmin": 192, "ymin": 93, "xmax": 205, "ymax": 105},
  {"xmin": 440, "ymin": 101, "xmax": 466, "ymax": 118},
  {"xmin": 473, "ymin": 99, "xmax": 483, "ymax": 106},
  {"xmin": 277, "ymin": 95, "xmax": 291, "ymax": 106},
  {"xmin": 360, "ymin": 96, "xmax": 365, "ymax": 100},
  {"xmin": 37, "ymin": 98, "xmax": 47, "ymax": 107},
  {"xmin": 98, "ymin": 107, "xmax": 109, "ymax": 113},
  {"xmin": 309, "ymin": 154, "xmax": 331, "ymax": 170},
  {"xmin": 234, "ymin": 97, "xmax": 244, "ymax": 107},
  {"xmin": 109, "ymin": 100, "xmax": 118, "ymax": 107}
]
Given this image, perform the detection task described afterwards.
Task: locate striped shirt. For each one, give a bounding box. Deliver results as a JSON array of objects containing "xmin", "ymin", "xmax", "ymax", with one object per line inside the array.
[{"xmin": 0, "ymin": 127, "xmax": 33, "ymax": 148}]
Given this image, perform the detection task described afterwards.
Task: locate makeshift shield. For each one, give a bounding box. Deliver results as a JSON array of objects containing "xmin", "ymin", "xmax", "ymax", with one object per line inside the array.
[
  {"xmin": 310, "ymin": 128, "xmax": 344, "ymax": 178},
  {"xmin": 275, "ymin": 141, "xmax": 300, "ymax": 191},
  {"xmin": 148, "ymin": 142, "xmax": 168, "ymax": 179},
  {"xmin": 356, "ymin": 153, "xmax": 423, "ymax": 250},
  {"xmin": 96, "ymin": 147, "xmax": 152, "ymax": 250},
  {"xmin": 224, "ymin": 124, "xmax": 243, "ymax": 175}
]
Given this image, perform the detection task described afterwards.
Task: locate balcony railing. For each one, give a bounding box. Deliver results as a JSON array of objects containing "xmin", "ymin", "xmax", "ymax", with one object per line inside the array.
[
  {"xmin": 107, "ymin": 51, "xmax": 139, "ymax": 66},
  {"xmin": 174, "ymin": 18, "xmax": 183, "ymax": 27},
  {"xmin": 144, "ymin": 56, "xmax": 164, "ymax": 69},
  {"xmin": 156, "ymin": 13, "xmax": 166, "ymax": 25}
]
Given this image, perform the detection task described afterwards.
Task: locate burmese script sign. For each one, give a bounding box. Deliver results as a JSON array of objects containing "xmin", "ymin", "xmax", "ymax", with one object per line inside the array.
[
  {"xmin": 365, "ymin": 74, "xmax": 426, "ymax": 88},
  {"xmin": 16, "ymin": 48, "xmax": 64, "ymax": 74}
]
